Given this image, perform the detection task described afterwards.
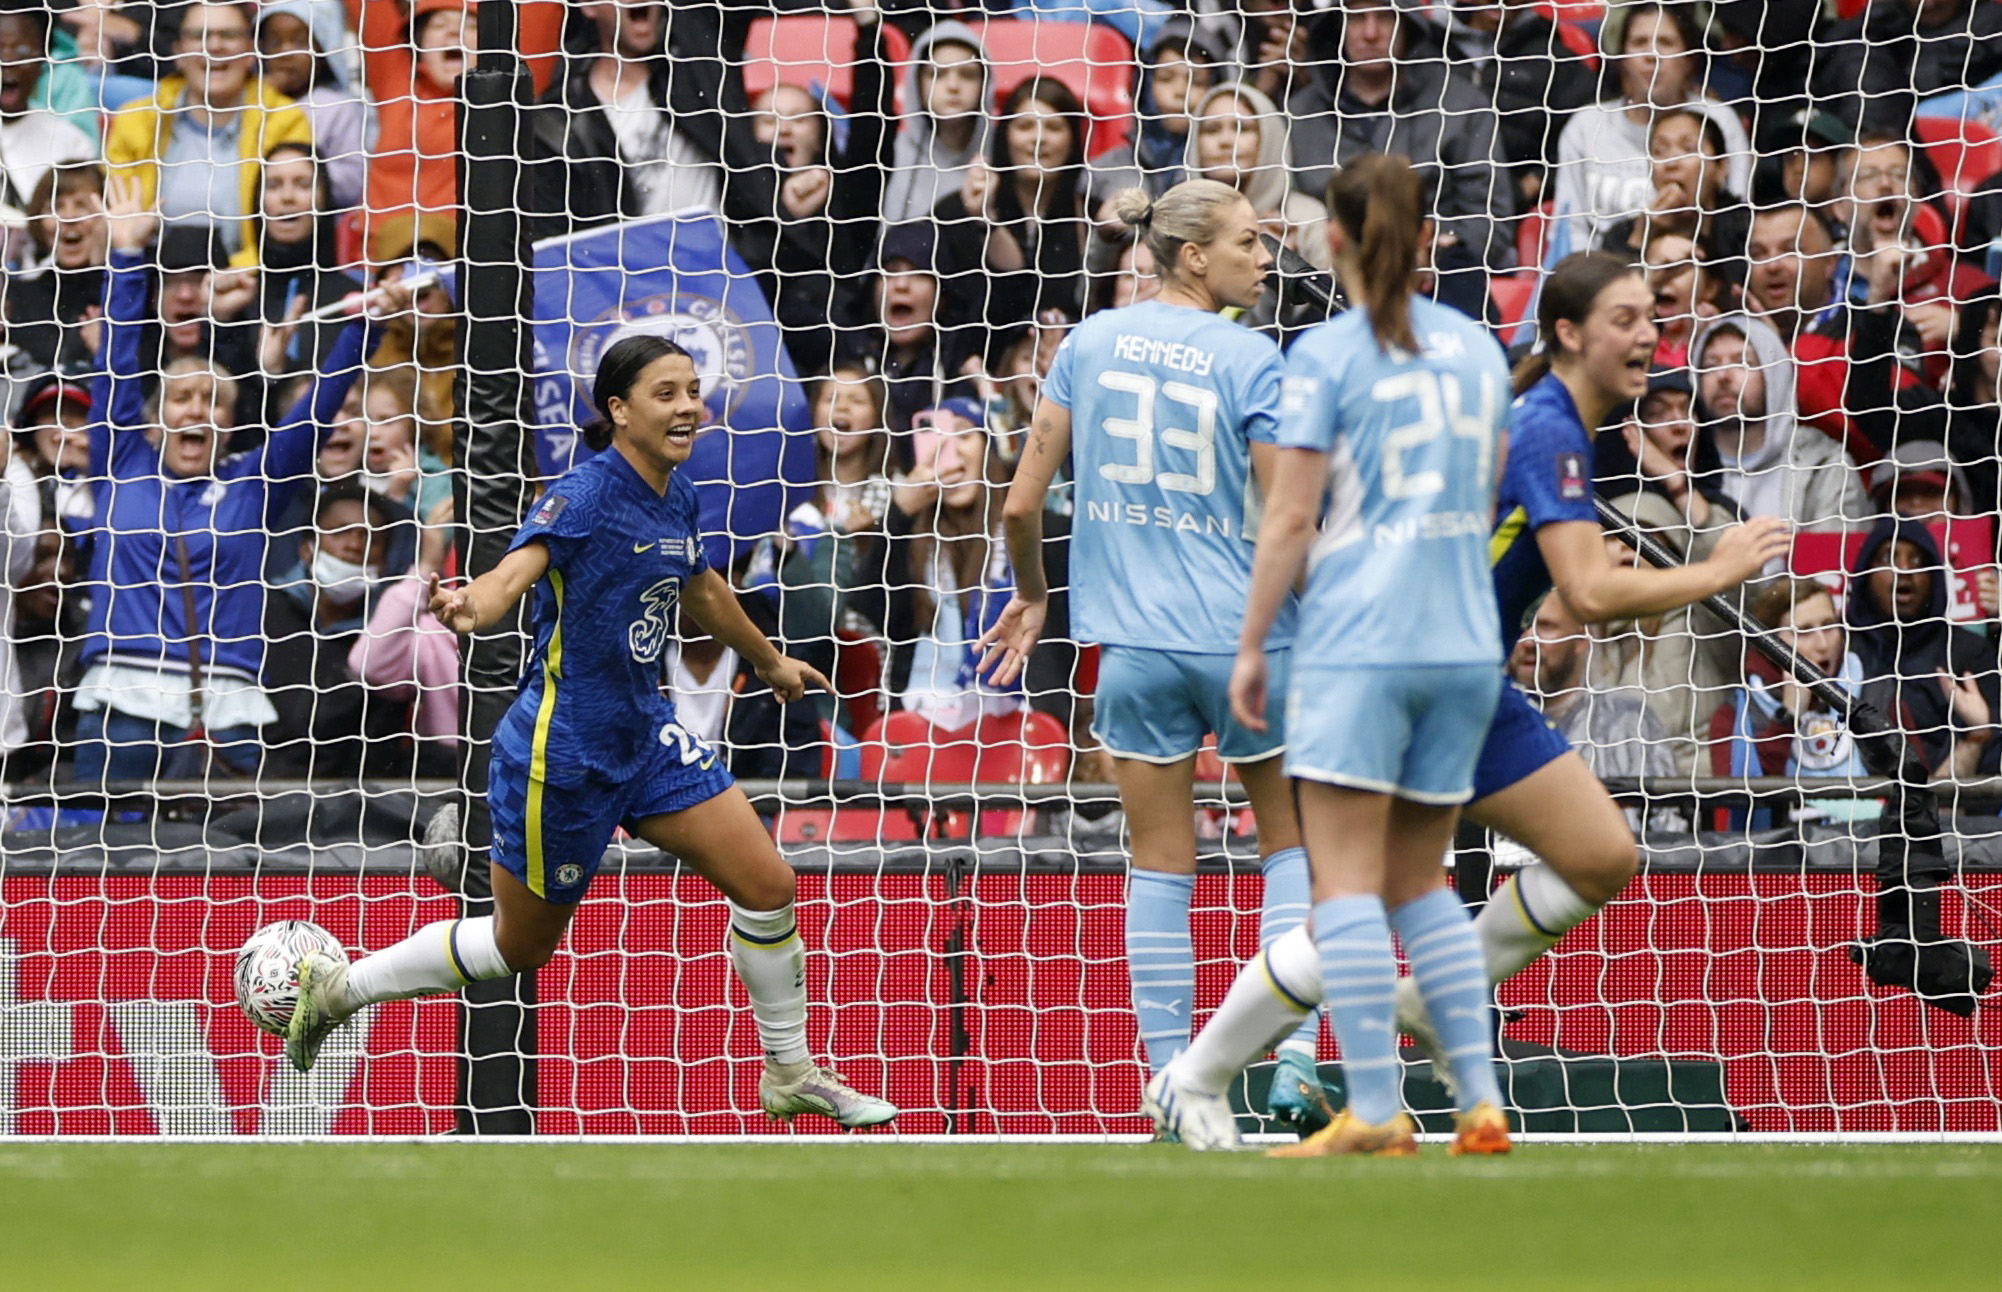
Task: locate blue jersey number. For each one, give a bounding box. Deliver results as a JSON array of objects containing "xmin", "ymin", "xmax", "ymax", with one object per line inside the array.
[
  {"xmin": 628, "ymin": 576, "xmax": 682, "ymax": 663},
  {"xmin": 1371, "ymin": 370, "xmax": 1499, "ymax": 501},
  {"xmin": 1095, "ymin": 372, "xmax": 1219, "ymax": 495}
]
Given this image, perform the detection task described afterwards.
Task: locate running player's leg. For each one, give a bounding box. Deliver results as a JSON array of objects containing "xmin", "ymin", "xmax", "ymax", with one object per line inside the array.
[
  {"xmin": 1393, "ymin": 683, "xmax": 1636, "ymax": 1066},
  {"xmin": 286, "ymin": 752, "xmax": 594, "ymax": 1072},
  {"xmin": 636, "ymin": 784, "xmax": 896, "ymax": 1128},
  {"xmin": 1464, "ymin": 751, "xmax": 1638, "ymax": 981}
]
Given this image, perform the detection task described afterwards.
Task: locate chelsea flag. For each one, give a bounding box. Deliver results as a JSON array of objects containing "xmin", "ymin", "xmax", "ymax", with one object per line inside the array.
[{"xmin": 527, "ymin": 209, "xmax": 815, "ymax": 570}]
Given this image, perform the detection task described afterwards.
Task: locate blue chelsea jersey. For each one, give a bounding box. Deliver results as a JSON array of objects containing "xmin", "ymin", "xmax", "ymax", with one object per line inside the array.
[
  {"xmin": 1045, "ymin": 300, "xmax": 1293, "ymax": 654},
  {"xmin": 1279, "ymin": 296, "xmax": 1512, "ymax": 669},
  {"xmin": 1490, "ymin": 372, "xmax": 1599, "ymax": 650},
  {"xmin": 492, "ymin": 450, "xmax": 710, "ymax": 785}
]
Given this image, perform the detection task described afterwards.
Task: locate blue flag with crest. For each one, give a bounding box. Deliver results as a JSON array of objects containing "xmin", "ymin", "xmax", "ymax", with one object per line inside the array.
[{"xmin": 521, "ymin": 209, "xmax": 815, "ymax": 571}]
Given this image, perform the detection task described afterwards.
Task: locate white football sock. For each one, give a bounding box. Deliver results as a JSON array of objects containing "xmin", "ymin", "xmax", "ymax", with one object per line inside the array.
[
  {"xmin": 1174, "ymin": 924, "xmax": 1322, "ymax": 1096},
  {"xmin": 728, "ymin": 900, "xmax": 812, "ymax": 1070},
  {"xmin": 1475, "ymin": 865, "xmax": 1600, "ymax": 982},
  {"xmin": 340, "ymin": 916, "xmax": 513, "ymax": 1014}
]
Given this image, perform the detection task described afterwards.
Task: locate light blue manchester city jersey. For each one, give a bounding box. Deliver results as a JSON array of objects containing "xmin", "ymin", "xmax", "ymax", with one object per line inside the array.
[
  {"xmin": 1278, "ymin": 296, "xmax": 1511, "ymax": 669},
  {"xmin": 1045, "ymin": 299, "xmax": 1292, "ymax": 654}
]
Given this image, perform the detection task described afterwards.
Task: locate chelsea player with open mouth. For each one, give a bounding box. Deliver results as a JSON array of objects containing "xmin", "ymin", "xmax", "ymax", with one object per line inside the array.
[{"xmin": 287, "ymin": 335, "xmax": 896, "ymax": 1130}]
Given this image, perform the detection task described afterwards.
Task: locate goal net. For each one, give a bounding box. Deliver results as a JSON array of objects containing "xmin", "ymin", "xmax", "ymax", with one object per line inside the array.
[{"xmin": 0, "ymin": 0, "xmax": 2000, "ymax": 1138}]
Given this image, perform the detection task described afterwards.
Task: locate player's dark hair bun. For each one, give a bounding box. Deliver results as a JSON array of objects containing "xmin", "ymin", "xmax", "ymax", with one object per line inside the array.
[{"xmin": 585, "ymin": 333, "xmax": 695, "ymax": 451}]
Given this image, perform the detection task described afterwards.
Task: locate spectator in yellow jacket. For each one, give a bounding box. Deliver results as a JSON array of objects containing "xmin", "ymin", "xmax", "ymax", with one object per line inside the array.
[{"xmin": 103, "ymin": 1, "xmax": 311, "ymax": 256}]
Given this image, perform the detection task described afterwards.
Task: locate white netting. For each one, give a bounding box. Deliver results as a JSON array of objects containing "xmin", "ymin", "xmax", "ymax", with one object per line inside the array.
[{"xmin": 0, "ymin": 0, "xmax": 1999, "ymax": 1137}]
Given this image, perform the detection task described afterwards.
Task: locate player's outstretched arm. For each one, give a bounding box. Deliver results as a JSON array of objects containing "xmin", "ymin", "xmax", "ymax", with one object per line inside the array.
[
  {"xmin": 1230, "ymin": 445, "xmax": 1325, "ymax": 732},
  {"xmin": 428, "ymin": 542, "xmax": 550, "ymax": 635},
  {"xmin": 1537, "ymin": 515, "xmax": 1793, "ymax": 624},
  {"xmin": 979, "ymin": 398, "xmax": 1073, "ymax": 687},
  {"xmin": 681, "ymin": 568, "xmax": 831, "ymax": 703}
]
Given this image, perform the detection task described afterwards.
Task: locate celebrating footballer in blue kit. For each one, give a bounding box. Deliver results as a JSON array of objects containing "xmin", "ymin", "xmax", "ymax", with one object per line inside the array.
[
  {"xmin": 1147, "ymin": 156, "xmax": 1514, "ymax": 1156},
  {"xmin": 283, "ymin": 335, "xmax": 897, "ymax": 1129},
  {"xmin": 1384, "ymin": 255, "xmax": 1789, "ymax": 1070},
  {"xmin": 979, "ymin": 178, "xmax": 1339, "ymax": 1134}
]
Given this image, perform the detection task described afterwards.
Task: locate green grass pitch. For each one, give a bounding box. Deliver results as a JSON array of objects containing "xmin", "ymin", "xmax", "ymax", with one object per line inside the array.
[{"xmin": 3, "ymin": 1142, "xmax": 1999, "ymax": 1289}]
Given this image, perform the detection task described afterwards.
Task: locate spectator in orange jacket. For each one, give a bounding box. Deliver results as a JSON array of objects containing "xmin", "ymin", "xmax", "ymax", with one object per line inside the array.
[{"xmin": 350, "ymin": 0, "xmax": 561, "ymax": 234}]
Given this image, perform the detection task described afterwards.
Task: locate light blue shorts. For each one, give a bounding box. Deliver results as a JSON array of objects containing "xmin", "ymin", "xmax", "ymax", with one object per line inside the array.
[
  {"xmin": 1091, "ymin": 644, "xmax": 1288, "ymax": 765},
  {"xmin": 1284, "ymin": 664, "xmax": 1503, "ymax": 804}
]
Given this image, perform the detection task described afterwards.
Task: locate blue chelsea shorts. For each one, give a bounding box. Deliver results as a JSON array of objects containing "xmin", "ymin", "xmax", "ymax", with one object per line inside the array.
[
  {"xmin": 1090, "ymin": 644, "xmax": 1288, "ymax": 764},
  {"xmin": 1284, "ymin": 663, "xmax": 1502, "ymax": 804},
  {"xmin": 1468, "ymin": 675, "xmax": 1575, "ymax": 802},
  {"xmin": 488, "ymin": 718, "xmax": 736, "ymax": 904}
]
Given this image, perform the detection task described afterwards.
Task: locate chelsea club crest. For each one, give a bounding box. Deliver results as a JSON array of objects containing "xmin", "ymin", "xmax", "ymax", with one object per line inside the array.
[{"xmin": 570, "ymin": 292, "xmax": 754, "ymax": 427}]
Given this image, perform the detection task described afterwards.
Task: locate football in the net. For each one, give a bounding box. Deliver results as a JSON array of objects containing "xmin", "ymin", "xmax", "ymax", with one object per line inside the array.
[{"xmin": 234, "ymin": 920, "xmax": 346, "ymax": 1036}]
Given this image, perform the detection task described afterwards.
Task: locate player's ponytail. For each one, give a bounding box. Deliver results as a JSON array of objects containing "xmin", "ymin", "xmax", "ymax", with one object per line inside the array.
[
  {"xmin": 1326, "ymin": 155, "xmax": 1421, "ymax": 355},
  {"xmin": 1512, "ymin": 252, "xmax": 1639, "ymax": 396},
  {"xmin": 584, "ymin": 333, "xmax": 695, "ymax": 451},
  {"xmin": 1114, "ymin": 178, "xmax": 1245, "ymax": 286}
]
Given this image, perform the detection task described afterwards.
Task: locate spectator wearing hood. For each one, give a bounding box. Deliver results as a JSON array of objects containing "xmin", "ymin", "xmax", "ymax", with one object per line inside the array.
[
  {"xmin": 1689, "ymin": 313, "xmax": 1868, "ymax": 533},
  {"xmin": 105, "ymin": 1, "xmax": 313, "ymax": 256},
  {"xmin": 256, "ymin": 0, "xmax": 370, "ymax": 211},
  {"xmin": 1848, "ymin": 516, "xmax": 2001, "ymax": 779},
  {"xmin": 1285, "ymin": 0, "xmax": 1511, "ymax": 318},
  {"xmin": 1424, "ymin": 0, "xmax": 1597, "ymax": 208},
  {"xmin": 1186, "ymin": 82, "xmax": 1331, "ymax": 274},
  {"xmin": 882, "ymin": 19, "xmax": 989, "ymax": 225},
  {"xmin": 356, "ymin": 0, "xmax": 562, "ymax": 232}
]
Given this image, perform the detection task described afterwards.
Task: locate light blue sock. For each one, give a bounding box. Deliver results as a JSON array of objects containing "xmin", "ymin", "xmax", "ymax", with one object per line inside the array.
[
  {"xmin": 1313, "ymin": 895, "xmax": 1402, "ymax": 1125},
  {"xmin": 1391, "ymin": 888, "xmax": 1505, "ymax": 1112},
  {"xmin": 1259, "ymin": 847, "xmax": 1322, "ymax": 1058},
  {"xmin": 1126, "ymin": 869, "xmax": 1196, "ymax": 1073}
]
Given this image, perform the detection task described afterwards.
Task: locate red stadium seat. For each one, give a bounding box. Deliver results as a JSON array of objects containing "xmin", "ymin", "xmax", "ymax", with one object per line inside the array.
[
  {"xmin": 855, "ymin": 707, "xmax": 1073, "ymax": 836},
  {"xmin": 969, "ymin": 19, "xmax": 1135, "ymax": 159},
  {"xmin": 834, "ymin": 631, "xmax": 886, "ymax": 737},
  {"xmin": 1912, "ymin": 116, "xmax": 2002, "ymax": 237},
  {"xmin": 1491, "ymin": 271, "xmax": 1537, "ymax": 329},
  {"xmin": 741, "ymin": 15, "xmax": 913, "ymax": 111},
  {"xmin": 1517, "ymin": 200, "xmax": 1553, "ymax": 270}
]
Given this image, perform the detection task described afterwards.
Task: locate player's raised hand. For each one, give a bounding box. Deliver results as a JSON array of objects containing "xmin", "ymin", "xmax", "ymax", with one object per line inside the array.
[
  {"xmin": 1707, "ymin": 515, "xmax": 1793, "ymax": 585},
  {"xmin": 758, "ymin": 654, "xmax": 832, "ymax": 704},
  {"xmin": 428, "ymin": 573, "xmax": 478, "ymax": 634},
  {"xmin": 1228, "ymin": 648, "xmax": 1270, "ymax": 733},
  {"xmin": 975, "ymin": 593, "xmax": 1047, "ymax": 688}
]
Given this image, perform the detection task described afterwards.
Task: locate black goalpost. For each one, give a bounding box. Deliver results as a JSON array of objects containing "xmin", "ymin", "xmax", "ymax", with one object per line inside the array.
[{"xmin": 451, "ymin": 0, "xmax": 540, "ymax": 1133}]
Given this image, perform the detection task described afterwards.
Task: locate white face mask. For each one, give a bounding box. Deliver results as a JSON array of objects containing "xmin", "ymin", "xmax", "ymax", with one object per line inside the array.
[{"xmin": 310, "ymin": 548, "xmax": 375, "ymax": 607}]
